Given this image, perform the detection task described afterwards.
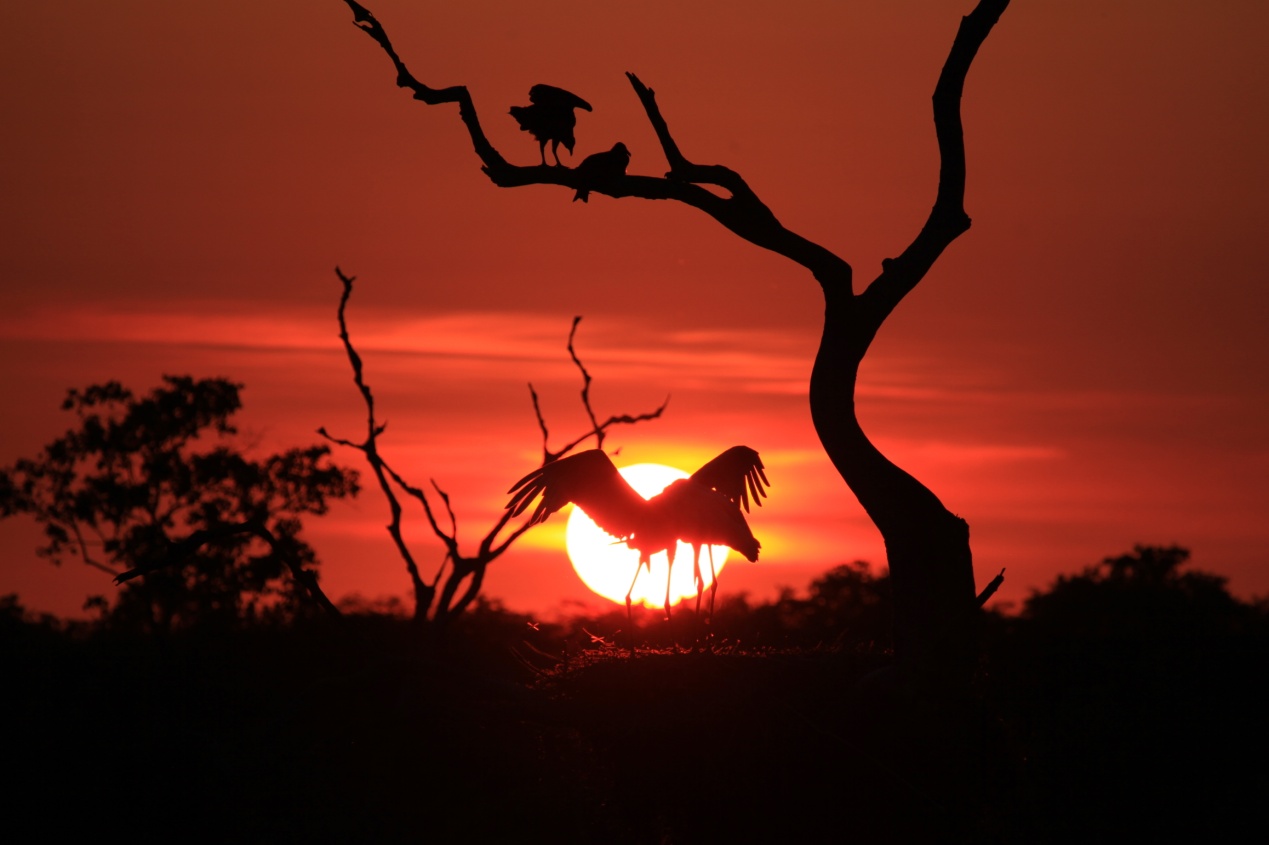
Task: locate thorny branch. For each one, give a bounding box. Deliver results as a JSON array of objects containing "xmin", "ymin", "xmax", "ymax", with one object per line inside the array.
[{"xmin": 321, "ymin": 269, "xmax": 666, "ymax": 624}]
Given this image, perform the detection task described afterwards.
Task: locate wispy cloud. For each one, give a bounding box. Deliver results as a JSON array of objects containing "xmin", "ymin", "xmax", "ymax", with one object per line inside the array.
[{"xmin": 1, "ymin": 303, "xmax": 818, "ymax": 394}]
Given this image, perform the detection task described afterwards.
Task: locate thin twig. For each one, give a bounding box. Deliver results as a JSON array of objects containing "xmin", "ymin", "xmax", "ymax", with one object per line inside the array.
[
  {"xmin": 567, "ymin": 317, "xmax": 603, "ymax": 448},
  {"xmin": 323, "ymin": 272, "xmax": 666, "ymax": 624},
  {"xmin": 320, "ymin": 268, "xmax": 432, "ymax": 613}
]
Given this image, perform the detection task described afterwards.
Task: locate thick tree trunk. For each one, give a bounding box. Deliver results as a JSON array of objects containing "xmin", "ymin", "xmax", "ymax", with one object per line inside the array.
[
  {"xmin": 812, "ymin": 282, "xmax": 978, "ymax": 686},
  {"xmin": 343, "ymin": 0, "xmax": 1010, "ymax": 667}
]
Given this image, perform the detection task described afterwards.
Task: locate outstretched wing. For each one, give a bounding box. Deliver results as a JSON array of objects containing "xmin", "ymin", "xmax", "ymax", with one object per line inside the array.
[
  {"xmin": 505, "ymin": 449, "xmax": 645, "ymax": 537},
  {"xmin": 655, "ymin": 479, "xmax": 760, "ymax": 562},
  {"xmin": 528, "ymin": 84, "xmax": 592, "ymax": 112},
  {"xmin": 690, "ymin": 446, "xmax": 769, "ymax": 513}
]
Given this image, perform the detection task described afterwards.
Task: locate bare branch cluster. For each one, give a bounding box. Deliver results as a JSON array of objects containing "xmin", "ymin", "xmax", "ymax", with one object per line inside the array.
[
  {"xmin": 320, "ymin": 269, "xmax": 665, "ymax": 626},
  {"xmin": 341, "ymin": 0, "xmax": 1012, "ymax": 674}
]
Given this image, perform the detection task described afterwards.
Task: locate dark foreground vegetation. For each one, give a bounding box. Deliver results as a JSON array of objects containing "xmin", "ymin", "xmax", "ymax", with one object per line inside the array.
[{"xmin": 4, "ymin": 547, "xmax": 1266, "ymax": 844}]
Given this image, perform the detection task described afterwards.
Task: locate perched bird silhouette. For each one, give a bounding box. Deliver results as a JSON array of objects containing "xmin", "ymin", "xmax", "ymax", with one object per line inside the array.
[
  {"xmin": 572, "ymin": 142, "xmax": 631, "ymax": 203},
  {"xmin": 505, "ymin": 446, "xmax": 768, "ymax": 625},
  {"xmin": 509, "ymin": 84, "xmax": 592, "ymax": 166}
]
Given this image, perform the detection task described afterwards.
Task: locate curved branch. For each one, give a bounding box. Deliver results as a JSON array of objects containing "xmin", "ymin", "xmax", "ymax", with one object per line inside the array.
[
  {"xmin": 567, "ymin": 316, "xmax": 603, "ymax": 448},
  {"xmin": 320, "ymin": 268, "xmax": 432, "ymax": 611},
  {"xmin": 625, "ymin": 73, "xmax": 759, "ymax": 202},
  {"xmin": 323, "ymin": 272, "xmax": 667, "ymax": 623},
  {"xmin": 342, "ymin": 1, "xmax": 506, "ymax": 170},
  {"xmin": 343, "ymin": 1, "xmax": 851, "ymax": 290},
  {"xmin": 529, "ymin": 317, "xmax": 670, "ymax": 465},
  {"xmin": 857, "ymin": 0, "xmax": 1010, "ymax": 338}
]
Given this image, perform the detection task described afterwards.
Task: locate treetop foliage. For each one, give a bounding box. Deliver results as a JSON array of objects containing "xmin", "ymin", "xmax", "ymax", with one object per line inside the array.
[
  {"xmin": 1021, "ymin": 544, "xmax": 1254, "ymax": 640},
  {"xmin": 1, "ymin": 376, "xmax": 358, "ymax": 632}
]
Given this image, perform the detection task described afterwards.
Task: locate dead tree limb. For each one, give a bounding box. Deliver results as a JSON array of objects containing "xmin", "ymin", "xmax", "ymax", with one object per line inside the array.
[
  {"xmin": 531, "ymin": 316, "xmax": 670, "ymax": 464},
  {"xmin": 342, "ymin": 1, "xmax": 1011, "ymax": 679},
  {"xmin": 319, "ymin": 267, "xmax": 435, "ymax": 617},
  {"xmin": 321, "ymin": 269, "xmax": 666, "ymax": 626}
]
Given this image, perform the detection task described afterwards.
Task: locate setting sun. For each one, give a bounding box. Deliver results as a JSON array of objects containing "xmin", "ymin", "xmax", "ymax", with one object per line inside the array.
[{"xmin": 564, "ymin": 463, "xmax": 731, "ymax": 610}]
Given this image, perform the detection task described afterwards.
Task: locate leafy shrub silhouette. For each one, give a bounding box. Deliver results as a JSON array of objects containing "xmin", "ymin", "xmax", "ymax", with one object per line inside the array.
[{"xmin": 1, "ymin": 376, "xmax": 358, "ymax": 632}]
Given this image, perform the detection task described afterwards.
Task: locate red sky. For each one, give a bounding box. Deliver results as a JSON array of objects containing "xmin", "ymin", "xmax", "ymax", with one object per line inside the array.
[{"xmin": 2, "ymin": 0, "xmax": 1267, "ymax": 620}]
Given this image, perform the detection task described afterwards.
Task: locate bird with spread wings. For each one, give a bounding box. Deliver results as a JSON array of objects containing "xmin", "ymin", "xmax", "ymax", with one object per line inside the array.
[
  {"xmin": 509, "ymin": 84, "xmax": 593, "ymax": 166},
  {"xmin": 506, "ymin": 446, "xmax": 769, "ymax": 624}
]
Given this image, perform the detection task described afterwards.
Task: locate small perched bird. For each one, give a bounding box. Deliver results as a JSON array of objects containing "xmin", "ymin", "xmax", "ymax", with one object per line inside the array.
[
  {"xmin": 509, "ymin": 84, "xmax": 592, "ymax": 166},
  {"xmin": 505, "ymin": 446, "xmax": 768, "ymax": 625},
  {"xmin": 572, "ymin": 142, "xmax": 631, "ymax": 203}
]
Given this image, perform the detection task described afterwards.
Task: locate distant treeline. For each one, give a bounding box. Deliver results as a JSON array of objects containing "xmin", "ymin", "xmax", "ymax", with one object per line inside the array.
[{"xmin": 3, "ymin": 544, "xmax": 1265, "ymax": 843}]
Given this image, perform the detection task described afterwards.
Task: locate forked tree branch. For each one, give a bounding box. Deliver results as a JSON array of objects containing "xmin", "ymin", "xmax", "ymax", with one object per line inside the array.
[
  {"xmin": 344, "ymin": 0, "xmax": 1006, "ymax": 309},
  {"xmin": 342, "ymin": 0, "xmax": 851, "ymax": 288},
  {"xmin": 530, "ymin": 316, "xmax": 669, "ymax": 464},
  {"xmin": 341, "ymin": 1, "xmax": 1012, "ymax": 650},
  {"xmin": 321, "ymin": 268, "xmax": 667, "ymax": 623},
  {"xmin": 857, "ymin": 0, "xmax": 1009, "ymax": 341},
  {"xmin": 319, "ymin": 267, "xmax": 434, "ymax": 614},
  {"xmin": 624, "ymin": 73, "xmax": 759, "ymax": 203}
]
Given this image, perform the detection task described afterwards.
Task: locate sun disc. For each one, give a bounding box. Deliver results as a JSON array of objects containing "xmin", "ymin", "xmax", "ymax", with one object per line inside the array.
[{"xmin": 565, "ymin": 463, "xmax": 731, "ymax": 609}]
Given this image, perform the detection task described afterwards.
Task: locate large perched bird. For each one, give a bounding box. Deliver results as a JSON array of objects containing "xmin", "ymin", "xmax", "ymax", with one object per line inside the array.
[
  {"xmin": 572, "ymin": 142, "xmax": 630, "ymax": 203},
  {"xmin": 509, "ymin": 84, "xmax": 593, "ymax": 166},
  {"xmin": 505, "ymin": 446, "xmax": 768, "ymax": 624}
]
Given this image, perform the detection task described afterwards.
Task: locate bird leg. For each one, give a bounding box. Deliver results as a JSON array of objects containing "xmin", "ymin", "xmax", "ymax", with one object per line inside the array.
[
  {"xmin": 536, "ymin": 140, "xmax": 547, "ymax": 166},
  {"xmin": 663, "ymin": 546, "xmax": 676, "ymax": 621},
  {"xmin": 692, "ymin": 543, "xmax": 705, "ymax": 616},
  {"xmin": 550, "ymin": 140, "xmax": 562, "ymax": 166},
  {"xmin": 707, "ymin": 545, "xmax": 718, "ymax": 622},
  {"xmin": 624, "ymin": 556, "xmax": 647, "ymax": 655}
]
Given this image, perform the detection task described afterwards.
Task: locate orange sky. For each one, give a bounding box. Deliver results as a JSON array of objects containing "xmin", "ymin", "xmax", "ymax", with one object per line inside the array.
[{"xmin": 2, "ymin": 0, "xmax": 1267, "ymax": 620}]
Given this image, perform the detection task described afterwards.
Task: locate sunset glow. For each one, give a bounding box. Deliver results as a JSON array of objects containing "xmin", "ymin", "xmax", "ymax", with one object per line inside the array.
[
  {"xmin": 565, "ymin": 463, "xmax": 731, "ymax": 610},
  {"xmin": 1, "ymin": 1, "xmax": 1267, "ymax": 621}
]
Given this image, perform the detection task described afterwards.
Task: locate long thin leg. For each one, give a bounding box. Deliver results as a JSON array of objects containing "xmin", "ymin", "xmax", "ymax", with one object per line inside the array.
[
  {"xmin": 625, "ymin": 558, "xmax": 646, "ymax": 655},
  {"xmin": 707, "ymin": 546, "xmax": 718, "ymax": 621},
  {"xmin": 663, "ymin": 547, "xmax": 676, "ymax": 621},
  {"xmin": 693, "ymin": 544, "xmax": 705, "ymax": 615}
]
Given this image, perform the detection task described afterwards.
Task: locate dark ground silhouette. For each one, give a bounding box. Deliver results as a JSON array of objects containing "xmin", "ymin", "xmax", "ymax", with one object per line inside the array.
[{"xmin": 4, "ymin": 547, "xmax": 1265, "ymax": 843}]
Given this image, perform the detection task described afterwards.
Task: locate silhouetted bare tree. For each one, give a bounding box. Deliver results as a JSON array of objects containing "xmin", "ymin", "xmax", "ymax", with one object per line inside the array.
[
  {"xmin": 319, "ymin": 270, "xmax": 666, "ymax": 627},
  {"xmin": 340, "ymin": 0, "xmax": 1011, "ymax": 684}
]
